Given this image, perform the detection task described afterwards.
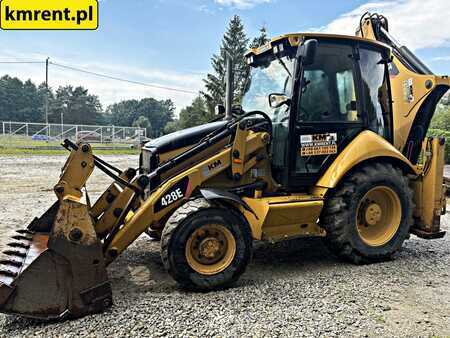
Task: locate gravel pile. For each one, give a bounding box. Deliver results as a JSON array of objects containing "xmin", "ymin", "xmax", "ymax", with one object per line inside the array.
[{"xmin": 0, "ymin": 157, "xmax": 449, "ymax": 337}]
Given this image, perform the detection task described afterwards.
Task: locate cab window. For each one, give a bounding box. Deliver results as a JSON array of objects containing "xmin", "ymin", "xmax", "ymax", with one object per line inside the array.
[
  {"xmin": 358, "ymin": 46, "xmax": 392, "ymax": 140},
  {"xmin": 298, "ymin": 43, "xmax": 360, "ymax": 123}
]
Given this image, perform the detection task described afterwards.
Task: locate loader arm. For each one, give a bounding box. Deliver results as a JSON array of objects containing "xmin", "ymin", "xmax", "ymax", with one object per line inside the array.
[
  {"xmin": 103, "ymin": 128, "xmax": 270, "ymax": 263},
  {"xmin": 0, "ymin": 113, "xmax": 271, "ymax": 319}
]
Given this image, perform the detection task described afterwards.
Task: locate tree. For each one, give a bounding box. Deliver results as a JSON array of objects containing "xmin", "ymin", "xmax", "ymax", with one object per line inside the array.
[
  {"xmin": 203, "ymin": 15, "xmax": 250, "ymax": 112},
  {"xmin": 250, "ymin": 25, "xmax": 270, "ymax": 49},
  {"xmin": 0, "ymin": 75, "xmax": 46, "ymax": 122},
  {"xmin": 132, "ymin": 115, "xmax": 151, "ymax": 136},
  {"xmin": 178, "ymin": 96, "xmax": 212, "ymax": 129},
  {"xmin": 105, "ymin": 99, "xmax": 139, "ymax": 126},
  {"xmin": 106, "ymin": 98, "xmax": 175, "ymax": 137},
  {"xmin": 48, "ymin": 85, "xmax": 102, "ymax": 125},
  {"xmin": 428, "ymin": 103, "xmax": 450, "ymax": 163},
  {"xmin": 163, "ymin": 120, "xmax": 181, "ymax": 134},
  {"xmin": 430, "ymin": 104, "xmax": 450, "ymax": 131}
]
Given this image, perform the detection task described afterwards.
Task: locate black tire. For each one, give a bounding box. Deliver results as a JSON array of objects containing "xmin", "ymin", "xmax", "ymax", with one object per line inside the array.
[
  {"xmin": 321, "ymin": 163, "xmax": 414, "ymax": 264},
  {"xmin": 161, "ymin": 198, "xmax": 253, "ymax": 290}
]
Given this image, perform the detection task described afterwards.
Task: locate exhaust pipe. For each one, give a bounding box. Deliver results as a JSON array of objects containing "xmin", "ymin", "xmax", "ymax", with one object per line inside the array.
[{"xmin": 225, "ymin": 53, "xmax": 234, "ymax": 120}]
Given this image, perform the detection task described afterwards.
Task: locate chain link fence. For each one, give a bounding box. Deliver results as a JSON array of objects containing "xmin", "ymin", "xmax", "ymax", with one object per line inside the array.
[{"xmin": 1, "ymin": 121, "xmax": 147, "ymax": 145}]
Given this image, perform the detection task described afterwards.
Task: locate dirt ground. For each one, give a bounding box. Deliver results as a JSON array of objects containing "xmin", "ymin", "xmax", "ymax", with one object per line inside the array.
[{"xmin": 0, "ymin": 156, "xmax": 449, "ymax": 337}]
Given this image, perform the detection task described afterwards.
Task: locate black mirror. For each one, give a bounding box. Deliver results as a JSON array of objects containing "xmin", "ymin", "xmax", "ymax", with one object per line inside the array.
[
  {"xmin": 268, "ymin": 93, "xmax": 291, "ymax": 109},
  {"xmin": 297, "ymin": 39, "xmax": 318, "ymax": 66},
  {"xmin": 215, "ymin": 104, "xmax": 226, "ymax": 116}
]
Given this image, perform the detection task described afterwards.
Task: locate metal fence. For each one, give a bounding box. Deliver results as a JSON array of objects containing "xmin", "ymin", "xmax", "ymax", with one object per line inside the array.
[{"xmin": 1, "ymin": 121, "xmax": 146, "ymax": 144}]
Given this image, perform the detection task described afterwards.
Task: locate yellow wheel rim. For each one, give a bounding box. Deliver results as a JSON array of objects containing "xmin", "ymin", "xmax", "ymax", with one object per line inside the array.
[
  {"xmin": 356, "ymin": 186, "xmax": 401, "ymax": 247},
  {"xmin": 185, "ymin": 224, "xmax": 236, "ymax": 275}
]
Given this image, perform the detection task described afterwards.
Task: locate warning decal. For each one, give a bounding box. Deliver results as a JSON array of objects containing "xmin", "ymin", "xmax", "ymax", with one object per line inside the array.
[{"xmin": 300, "ymin": 133, "xmax": 338, "ymax": 156}]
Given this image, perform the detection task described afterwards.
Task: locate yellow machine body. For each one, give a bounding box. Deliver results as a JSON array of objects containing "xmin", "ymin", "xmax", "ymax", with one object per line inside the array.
[{"xmin": 0, "ymin": 13, "xmax": 447, "ymax": 320}]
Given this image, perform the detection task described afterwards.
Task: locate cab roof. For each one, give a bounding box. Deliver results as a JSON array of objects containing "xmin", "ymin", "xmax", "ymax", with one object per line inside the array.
[{"xmin": 246, "ymin": 33, "xmax": 391, "ymax": 57}]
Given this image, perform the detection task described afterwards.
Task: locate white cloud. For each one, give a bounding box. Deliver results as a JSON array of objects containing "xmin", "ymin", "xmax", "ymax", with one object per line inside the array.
[
  {"xmin": 317, "ymin": 0, "xmax": 450, "ymax": 51},
  {"xmin": 214, "ymin": 0, "xmax": 271, "ymax": 10},
  {"xmin": 430, "ymin": 55, "xmax": 450, "ymax": 62},
  {"xmin": 0, "ymin": 49, "xmax": 205, "ymax": 115}
]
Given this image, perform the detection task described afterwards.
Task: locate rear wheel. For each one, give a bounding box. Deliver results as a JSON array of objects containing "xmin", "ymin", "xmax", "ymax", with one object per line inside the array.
[
  {"xmin": 321, "ymin": 163, "xmax": 413, "ymax": 264},
  {"xmin": 161, "ymin": 198, "xmax": 252, "ymax": 290}
]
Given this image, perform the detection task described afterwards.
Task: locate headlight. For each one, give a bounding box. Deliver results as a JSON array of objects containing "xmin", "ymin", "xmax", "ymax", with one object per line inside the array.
[{"xmin": 140, "ymin": 149, "xmax": 153, "ymax": 173}]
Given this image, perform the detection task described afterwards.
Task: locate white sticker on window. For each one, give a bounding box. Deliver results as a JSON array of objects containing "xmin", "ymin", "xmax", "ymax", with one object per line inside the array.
[{"xmin": 300, "ymin": 133, "xmax": 338, "ymax": 156}]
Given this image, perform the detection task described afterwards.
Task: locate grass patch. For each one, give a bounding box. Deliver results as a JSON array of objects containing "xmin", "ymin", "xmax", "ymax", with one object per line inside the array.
[
  {"xmin": 0, "ymin": 135, "xmax": 136, "ymax": 148},
  {"xmin": 0, "ymin": 147, "xmax": 139, "ymax": 156},
  {"xmin": 0, "ymin": 135, "xmax": 140, "ymax": 156}
]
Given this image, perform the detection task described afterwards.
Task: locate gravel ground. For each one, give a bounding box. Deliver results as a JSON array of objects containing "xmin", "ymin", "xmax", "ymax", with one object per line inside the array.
[{"xmin": 0, "ymin": 156, "xmax": 449, "ymax": 337}]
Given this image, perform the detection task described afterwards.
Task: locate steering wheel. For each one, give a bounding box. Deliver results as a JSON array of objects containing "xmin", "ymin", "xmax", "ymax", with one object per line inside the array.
[{"xmin": 238, "ymin": 110, "xmax": 273, "ymax": 139}]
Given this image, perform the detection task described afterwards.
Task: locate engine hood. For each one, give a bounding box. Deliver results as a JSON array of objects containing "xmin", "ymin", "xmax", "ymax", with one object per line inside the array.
[{"xmin": 142, "ymin": 120, "xmax": 227, "ymax": 154}]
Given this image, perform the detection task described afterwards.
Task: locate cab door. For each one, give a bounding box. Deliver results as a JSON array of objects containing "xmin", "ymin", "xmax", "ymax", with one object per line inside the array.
[{"xmin": 287, "ymin": 40, "xmax": 365, "ymax": 188}]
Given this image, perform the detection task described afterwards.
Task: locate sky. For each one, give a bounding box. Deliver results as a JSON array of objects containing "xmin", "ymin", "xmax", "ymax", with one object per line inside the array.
[{"xmin": 1, "ymin": 0, "xmax": 450, "ymax": 114}]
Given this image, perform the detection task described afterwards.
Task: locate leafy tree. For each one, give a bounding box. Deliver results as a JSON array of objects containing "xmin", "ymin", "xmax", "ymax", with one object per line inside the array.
[
  {"xmin": 439, "ymin": 92, "xmax": 450, "ymax": 106},
  {"xmin": 162, "ymin": 97, "xmax": 213, "ymax": 134},
  {"xmin": 133, "ymin": 115, "xmax": 151, "ymax": 136},
  {"xmin": 133, "ymin": 115, "xmax": 151, "ymax": 128},
  {"xmin": 48, "ymin": 85, "xmax": 102, "ymax": 125},
  {"xmin": 0, "ymin": 75, "xmax": 46, "ymax": 122},
  {"xmin": 106, "ymin": 98, "xmax": 175, "ymax": 137},
  {"xmin": 163, "ymin": 120, "xmax": 181, "ymax": 134},
  {"xmin": 178, "ymin": 96, "xmax": 212, "ymax": 129},
  {"xmin": 430, "ymin": 104, "xmax": 450, "ymax": 131},
  {"xmin": 140, "ymin": 98, "xmax": 175, "ymax": 137},
  {"xmin": 428, "ymin": 102, "xmax": 450, "ymax": 163},
  {"xmin": 250, "ymin": 25, "xmax": 270, "ymax": 49},
  {"xmin": 203, "ymin": 15, "xmax": 250, "ymax": 112},
  {"xmin": 105, "ymin": 99, "xmax": 139, "ymax": 126}
]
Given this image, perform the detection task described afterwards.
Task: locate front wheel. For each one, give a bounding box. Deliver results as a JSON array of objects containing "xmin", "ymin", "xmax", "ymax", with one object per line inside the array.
[
  {"xmin": 161, "ymin": 198, "xmax": 252, "ymax": 290},
  {"xmin": 321, "ymin": 163, "xmax": 414, "ymax": 264}
]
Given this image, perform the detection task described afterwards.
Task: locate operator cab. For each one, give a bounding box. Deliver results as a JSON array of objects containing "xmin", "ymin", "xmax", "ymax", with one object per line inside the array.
[{"xmin": 242, "ymin": 34, "xmax": 393, "ymax": 189}]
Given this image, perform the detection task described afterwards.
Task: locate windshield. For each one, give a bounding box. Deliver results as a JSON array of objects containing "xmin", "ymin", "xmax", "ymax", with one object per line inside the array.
[{"xmin": 241, "ymin": 54, "xmax": 295, "ymax": 122}]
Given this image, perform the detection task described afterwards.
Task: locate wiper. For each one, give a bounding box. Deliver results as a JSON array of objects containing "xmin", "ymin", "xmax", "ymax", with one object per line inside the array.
[{"xmin": 276, "ymin": 56, "xmax": 292, "ymax": 78}]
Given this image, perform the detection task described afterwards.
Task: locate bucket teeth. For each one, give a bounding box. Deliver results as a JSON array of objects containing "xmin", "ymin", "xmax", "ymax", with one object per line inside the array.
[
  {"xmin": 7, "ymin": 242, "xmax": 31, "ymax": 249},
  {"xmin": 2, "ymin": 250, "xmax": 27, "ymax": 258},
  {"xmin": 16, "ymin": 229, "xmax": 34, "ymax": 235},
  {"xmin": 0, "ymin": 202, "xmax": 113, "ymax": 320},
  {"xmin": 0, "ymin": 259, "xmax": 22, "ymax": 268},
  {"xmin": 11, "ymin": 235, "xmax": 33, "ymax": 241},
  {"xmin": 0, "ymin": 269, "xmax": 18, "ymax": 278}
]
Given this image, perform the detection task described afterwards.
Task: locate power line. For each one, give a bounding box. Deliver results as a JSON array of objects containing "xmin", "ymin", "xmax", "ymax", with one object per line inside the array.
[
  {"xmin": 0, "ymin": 61, "xmax": 45, "ymax": 64},
  {"xmin": 49, "ymin": 61, "xmax": 199, "ymax": 95}
]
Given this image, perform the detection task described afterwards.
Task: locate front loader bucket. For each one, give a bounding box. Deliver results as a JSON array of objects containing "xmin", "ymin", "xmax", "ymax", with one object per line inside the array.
[{"xmin": 0, "ymin": 200, "xmax": 112, "ymax": 320}]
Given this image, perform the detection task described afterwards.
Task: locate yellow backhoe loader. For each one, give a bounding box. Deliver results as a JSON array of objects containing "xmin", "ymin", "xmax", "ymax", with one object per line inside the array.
[{"xmin": 0, "ymin": 13, "xmax": 448, "ymax": 319}]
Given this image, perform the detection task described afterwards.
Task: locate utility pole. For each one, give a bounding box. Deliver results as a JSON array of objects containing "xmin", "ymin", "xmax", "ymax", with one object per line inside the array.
[{"xmin": 45, "ymin": 57, "xmax": 49, "ymax": 141}]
